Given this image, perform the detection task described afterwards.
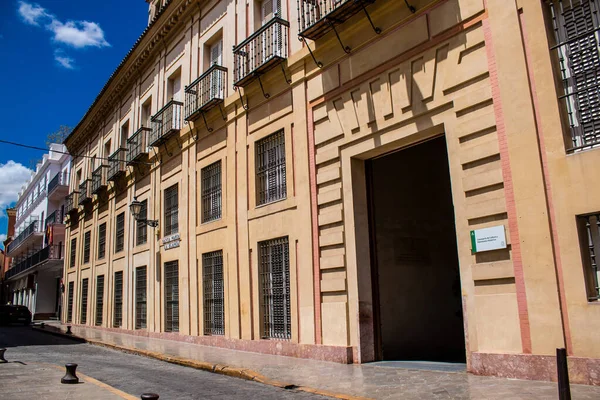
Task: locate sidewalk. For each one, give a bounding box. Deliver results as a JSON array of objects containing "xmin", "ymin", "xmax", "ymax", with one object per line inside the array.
[
  {"xmin": 0, "ymin": 360, "xmax": 136, "ymax": 399},
  {"xmin": 35, "ymin": 324, "xmax": 600, "ymax": 400}
]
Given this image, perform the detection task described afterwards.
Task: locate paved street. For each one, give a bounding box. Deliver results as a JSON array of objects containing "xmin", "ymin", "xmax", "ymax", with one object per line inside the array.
[{"xmin": 0, "ymin": 326, "xmax": 328, "ymax": 399}]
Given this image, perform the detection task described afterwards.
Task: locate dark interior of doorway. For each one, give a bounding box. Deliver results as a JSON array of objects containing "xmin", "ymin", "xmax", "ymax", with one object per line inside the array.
[{"xmin": 366, "ymin": 136, "xmax": 466, "ymax": 363}]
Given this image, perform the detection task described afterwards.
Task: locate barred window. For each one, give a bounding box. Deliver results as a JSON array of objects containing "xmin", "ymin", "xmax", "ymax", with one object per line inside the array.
[
  {"xmin": 137, "ymin": 200, "xmax": 148, "ymax": 246},
  {"xmin": 259, "ymin": 237, "xmax": 291, "ymax": 340},
  {"xmin": 256, "ymin": 130, "xmax": 286, "ymax": 206},
  {"xmin": 203, "ymin": 251, "xmax": 225, "ymax": 335},
  {"xmin": 113, "ymin": 271, "xmax": 123, "ymax": 328},
  {"xmin": 548, "ymin": 0, "xmax": 600, "ymax": 151},
  {"xmin": 136, "ymin": 266, "xmax": 147, "ymax": 329},
  {"xmin": 70, "ymin": 238, "xmax": 77, "ymax": 268},
  {"xmin": 115, "ymin": 212, "xmax": 125, "ymax": 252},
  {"xmin": 577, "ymin": 213, "xmax": 600, "ymax": 301},
  {"xmin": 98, "ymin": 223, "xmax": 106, "ymax": 259},
  {"xmin": 164, "ymin": 185, "xmax": 179, "ymax": 236},
  {"xmin": 83, "ymin": 231, "xmax": 91, "ymax": 264},
  {"xmin": 95, "ymin": 275, "xmax": 104, "ymax": 326},
  {"xmin": 67, "ymin": 281, "xmax": 74, "ymax": 323},
  {"xmin": 165, "ymin": 261, "xmax": 179, "ymax": 332},
  {"xmin": 201, "ymin": 162, "xmax": 222, "ymax": 223},
  {"xmin": 80, "ymin": 278, "xmax": 89, "ymax": 324}
]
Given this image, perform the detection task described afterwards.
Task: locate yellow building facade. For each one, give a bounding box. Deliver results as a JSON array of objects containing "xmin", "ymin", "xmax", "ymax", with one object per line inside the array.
[{"xmin": 63, "ymin": 0, "xmax": 600, "ymax": 384}]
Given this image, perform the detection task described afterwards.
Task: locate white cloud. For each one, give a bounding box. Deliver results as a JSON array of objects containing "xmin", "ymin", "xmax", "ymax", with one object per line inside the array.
[
  {"xmin": 0, "ymin": 161, "xmax": 33, "ymax": 213},
  {"xmin": 54, "ymin": 49, "xmax": 75, "ymax": 69},
  {"xmin": 17, "ymin": 1, "xmax": 49, "ymax": 26}
]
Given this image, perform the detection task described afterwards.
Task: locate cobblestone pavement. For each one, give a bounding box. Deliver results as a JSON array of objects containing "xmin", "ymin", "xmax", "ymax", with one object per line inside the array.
[
  {"xmin": 38, "ymin": 323, "xmax": 600, "ymax": 400},
  {"xmin": 0, "ymin": 326, "xmax": 328, "ymax": 399}
]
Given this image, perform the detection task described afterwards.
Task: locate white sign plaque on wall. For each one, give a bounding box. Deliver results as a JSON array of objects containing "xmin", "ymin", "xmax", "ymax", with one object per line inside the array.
[{"xmin": 470, "ymin": 225, "xmax": 507, "ymax": 253}]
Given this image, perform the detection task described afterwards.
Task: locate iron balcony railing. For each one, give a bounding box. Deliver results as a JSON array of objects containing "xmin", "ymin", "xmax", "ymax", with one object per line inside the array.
[
  {"xmin": 185, "ymin": 65, "xmax": 227, "ymax": 122},
  {"xmin": 5, "ymin": 220, "xmax": 42, "ymax": 254},
  {"xmin": 5, "ymin": 244, "xmax": 63, "ymax": 280},
  {"xmin": 47, "ymin": 172, "xmax": 69, "ymax": 194},
  {"xmin": 298, "ymin": 0, "xmax": 376, "ymax": 40},
  {"xmin": 79, "ymin": 180, "xmax": 92, "ymax": 205},
  {"xmin": 91, "ymin": 166, "xmax": 108, "ymax": 194},
  {"xmin": 45, "ymin": 210, "xmax": 63, "ymax": 227},
  {"xmin": 233, "ymin": 16, "xmax": 289, "ymax": 87},
  {"xmin": 65, "ymin": 191, "xmax": 79, "ymax": 213},
  {"xmin": 149, "ymin": 100, "xmax": 183, "ymax": 147},
  {"xmin": 108, "ymin": 148, "xmax": 127, "ymax": 181},
  {"xmin": 127, "ymin": 127, "xmax": 151, "ymax": 165}
]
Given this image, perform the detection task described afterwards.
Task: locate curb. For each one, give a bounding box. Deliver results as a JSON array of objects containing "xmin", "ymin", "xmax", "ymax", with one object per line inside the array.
[{"xmin": 32, "ymin": 326, "xmax": 371, "ymax": 400}]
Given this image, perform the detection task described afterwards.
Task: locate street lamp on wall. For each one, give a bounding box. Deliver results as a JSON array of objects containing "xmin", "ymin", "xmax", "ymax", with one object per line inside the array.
[{"xmin": 129, "ymin": 197, "xmax": 158, "ymax": 228}]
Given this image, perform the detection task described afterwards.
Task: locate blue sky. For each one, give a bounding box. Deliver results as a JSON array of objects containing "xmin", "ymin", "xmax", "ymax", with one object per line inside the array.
[{"xmin": 0, "ymin": 0, "xmax": 149, "ymax": 246}]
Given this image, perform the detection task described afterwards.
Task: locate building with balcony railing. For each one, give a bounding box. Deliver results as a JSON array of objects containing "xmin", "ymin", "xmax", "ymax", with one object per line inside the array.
[
  {"xmin": 59, "ymin": 0, "xmax": 600, "ymax": 386},
  {"xmin": 4, "ymin": 143, "xmax": 70, "ymax": 320}
]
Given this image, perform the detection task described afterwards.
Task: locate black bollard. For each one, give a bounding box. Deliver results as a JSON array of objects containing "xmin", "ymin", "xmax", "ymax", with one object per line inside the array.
[
  {"xmin": 66, "ymin": 326, "xmax": 72, "ymax": 335},
  {"xmin": 141, "ymin": 394, "xmax": 159, "ymax": 400},
  {"xmin": 0, "ymin": 348, "xmax": 7, "ymax": 363},
  {"xmin": 40, "ymin": 322, "xmax": 45, "ymax": 329},
  {"xmin": 61, "ymin": 363, "xmax": 79, "ymax": 384},
  {"xmin": 557, "ymin": 348, "xmax": 571, "ymax": 400}
]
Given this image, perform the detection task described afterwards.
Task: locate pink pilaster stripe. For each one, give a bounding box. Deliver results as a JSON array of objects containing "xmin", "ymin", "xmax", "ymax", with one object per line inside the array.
[{"xmin": 483, "ymin": 19, "xmax": 532, "ymax": 354}]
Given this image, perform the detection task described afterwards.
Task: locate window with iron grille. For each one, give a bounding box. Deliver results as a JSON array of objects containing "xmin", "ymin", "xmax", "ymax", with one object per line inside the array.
[
  {"xmin": 256, "ymin": 130, "xmax": 286, "ymax": 206},
  {"xmin": 115, "ymin": 212, "xmax": 125, "ymax": 253},
  {"xmin": 136, "ymin": 266, "xmax": 147, "ymax": 329},
  {"xmin": 164, "ymin": 185, "xmax": 179, "ymax": 236},
  {"xmin": 67, "ymin": 281, "xmax": 74, "ymax": 323},
  {"xmin": 202, "ymin": 250, "xmax": 225, "ymax": 335},
  {"xmin": 113, "ymin": 271, "xmax": 123, "ymax": 328},
  {"xmin": 83, "ymin": 231, "xmax": 91, "ymax": 264},
  {"xmin": 98, "ymin": 223, "xmax": 106, "ymax": 259},
  {"xmin": 259, "ymin": 237, "xmax": 291, "ymax": 340},
  {"xmin": 201, "ymin": 162, "xmax": 222, "ymax": 223},
  {"xmin": 164, "ymin": 261, "xmax": 179, "ymax": 332},
  {"xmin": 69, "ymin": 238, "xmax": 77, "ymax": 268},
  {"xmin": 95, "ymin": 275, "xmax": 104, "ymax": 326},
  {"xmin": 80, "ymin": 278, "xmax": 89, "ymax": 324},
  {"xmin": 548, "ymin": 0, "xmax": 600, "ymax": 151},
  {"xmin": 577, "ymin": 213, "xmax": 600, "ymax": 301},
  {"xmin": 137, "ymin": 200, "xmax": 148, "ymax": 246}
]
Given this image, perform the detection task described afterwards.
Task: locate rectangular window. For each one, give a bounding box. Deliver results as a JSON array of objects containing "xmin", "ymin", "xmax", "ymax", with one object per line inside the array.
[
  {"xmin": 259, "ymin": 237, "xmax": 291, "ymax": 340},
  {"xmin": 203, "ymin": 250, "xmax": 225, "ymax": 335},
  {"xmin": 136, "ymin": 266, "xmax": 147, "ymax": 329},
  {"xmin": 113, "ymin": 271, "xmax": 123, "ymax": 328},
  {"xmin": 578, "ymin": 213, "xmax": 600, "ymax": 301},
  {"xmin": 548, "ymin": 0, "xmax": 600, "ymax": 151},
  {"xmin": 67, "ymin": 281, "xmax": 74, "ymax": 323},
  {"xmin": 98, "ymin": 223, "xmax": 106, "ymax": 259},
  {"xmin": 256, "ymin": 130, "xmax": 286, "ymax": 206},
  {"xmin": 69, "ymin": 238, "xmax": 77, "ymax": 268},
  {"xmin": 201, "ymin": 161, "xmax": 222, "ymax": 223},
  {"xmin": 115, "ymin": 212, "xmax": 125, "ymax": 252},
  {"xmin": 83, "ymin": 231, "xmax": 91, "ymax": 264},
  {"xmin": 95, "ymin": 275, "xmax": 104, "ymax": 326},
  {"xmin": 137, "ymin": 200, "xmax": 148, "ymax": 246},
  {"xmin": 165, "ymin": 261, "xmax": 179, "ymax": 332},
  {"xmin": 164, "ymin": 185, "xmax": 179, "ymax": 236},
  {"xmin": 80, "ymin": 278, "xmax": 89, "ymax": 324}
]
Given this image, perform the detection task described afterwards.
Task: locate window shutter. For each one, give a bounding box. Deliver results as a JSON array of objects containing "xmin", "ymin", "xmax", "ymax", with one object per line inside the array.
[{"xmin": 262, "ymin": 0, "xmax": 274, "ymax": 24}]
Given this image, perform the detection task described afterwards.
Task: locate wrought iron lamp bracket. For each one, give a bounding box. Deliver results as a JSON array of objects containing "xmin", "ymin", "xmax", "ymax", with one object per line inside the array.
[
  {"xmin": 361, "ymin": 4, "xmax": 381, "ymax": 34},
  {"xmin": 201, "ymin": 111, "xmax": 213, "ymax": 133},
  {"xmin": 255, "ymin": 73, "xmax": 270, "ymax": 99},
  {"xmin": 281, "ymin": 63, "xmax": 292, "ymax": 84},
  {"xmin": 218, "ymin": 103, "xmax": 227, "ymax": 121},
  {"xmin": 299, "ymin": 36, "xmax": 323, "ymax": 68},
  {"xmin": 234, "ymin": 85, "xmax": 249, "ymax": 110},
  {"xmin": 161, "ymin": 141, "xmax": 172, "ymax": 157},
  {"xmin": 151, "ymin": 145, "xmax": 161, "ymax": 164},
  {"xmin": 326, "ymin": 18, "xmax": 351, "ymax": 53},
  {"xmin": 174, "ymin": 133, "xmax": 182, "ymax": 150},
  {"xmin": 405, "ymin": 0, "xmax": 416, "ymax": 13}
]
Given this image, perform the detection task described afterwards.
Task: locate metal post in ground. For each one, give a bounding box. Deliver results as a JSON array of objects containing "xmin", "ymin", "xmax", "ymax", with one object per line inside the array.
[
  {"xmin": 557, "ymin": 348, "xmax": 571, "ymax": 400},
  {"xmin": 141, "ymin": 394, "xmax": 159, "ymax": 399},
  {"xmin": 61, "ymin": 363, "xmax": 79, "ymax": 384},
  {"xmin": 0, "ymin": 348, "xmax": 7, "ymax": 363},
  {"xmin": 66, "ymin": 326, "xmax": 72, "ymax": 335}
]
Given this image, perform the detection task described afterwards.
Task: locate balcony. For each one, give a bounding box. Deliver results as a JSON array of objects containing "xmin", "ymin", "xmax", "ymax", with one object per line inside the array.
[
  {"xmin": 5, "ymin": 220, "xmax": 43, "ymax": 256},
  {"xmin": 4, "ymin": 245, "xmax": 63, "ymax": 281},
  {"xmin": 45, "ymin": 210, "xmax": 63, "ymax": 227},
  {"xmin": 65, "ymin": 191, "xmax": 79, "ymax": 214},
  {"xmin": 185, "ymin": 65, "xmax": 227, "ymax": 122},
  {"xmin": 91, "ymin": 166, "xmax": 108, "ymax": 195},
  {"xmin": 233, "ymin": 17, "xmax": 289, "ymax": 88},
  {"xmin": 149, "ymin": 100, "xmax": 183, "ymax": 147},
  {"xmin": 108, "ymin": 148, "xmax": 127, "ymax": 181},
  {"xmin": 47, "ymin": 172, "xmax": 69, "ymax": 202},
  {"xmin": 299, "ymin": 0, "xmax": 376, "ymax": 39},
  {"xmin": 78, "ymin": 179, "xmax": 92, "ymax": 205},
  {"xmin": 127, "ymin": 127, "xmax": 151, "ymax": 165}
]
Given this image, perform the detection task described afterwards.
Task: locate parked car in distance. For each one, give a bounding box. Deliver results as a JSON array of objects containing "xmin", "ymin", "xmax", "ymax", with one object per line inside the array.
[{"xmin": 0, "ymin": 305, "xmax": 32, "ymax": 326}]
